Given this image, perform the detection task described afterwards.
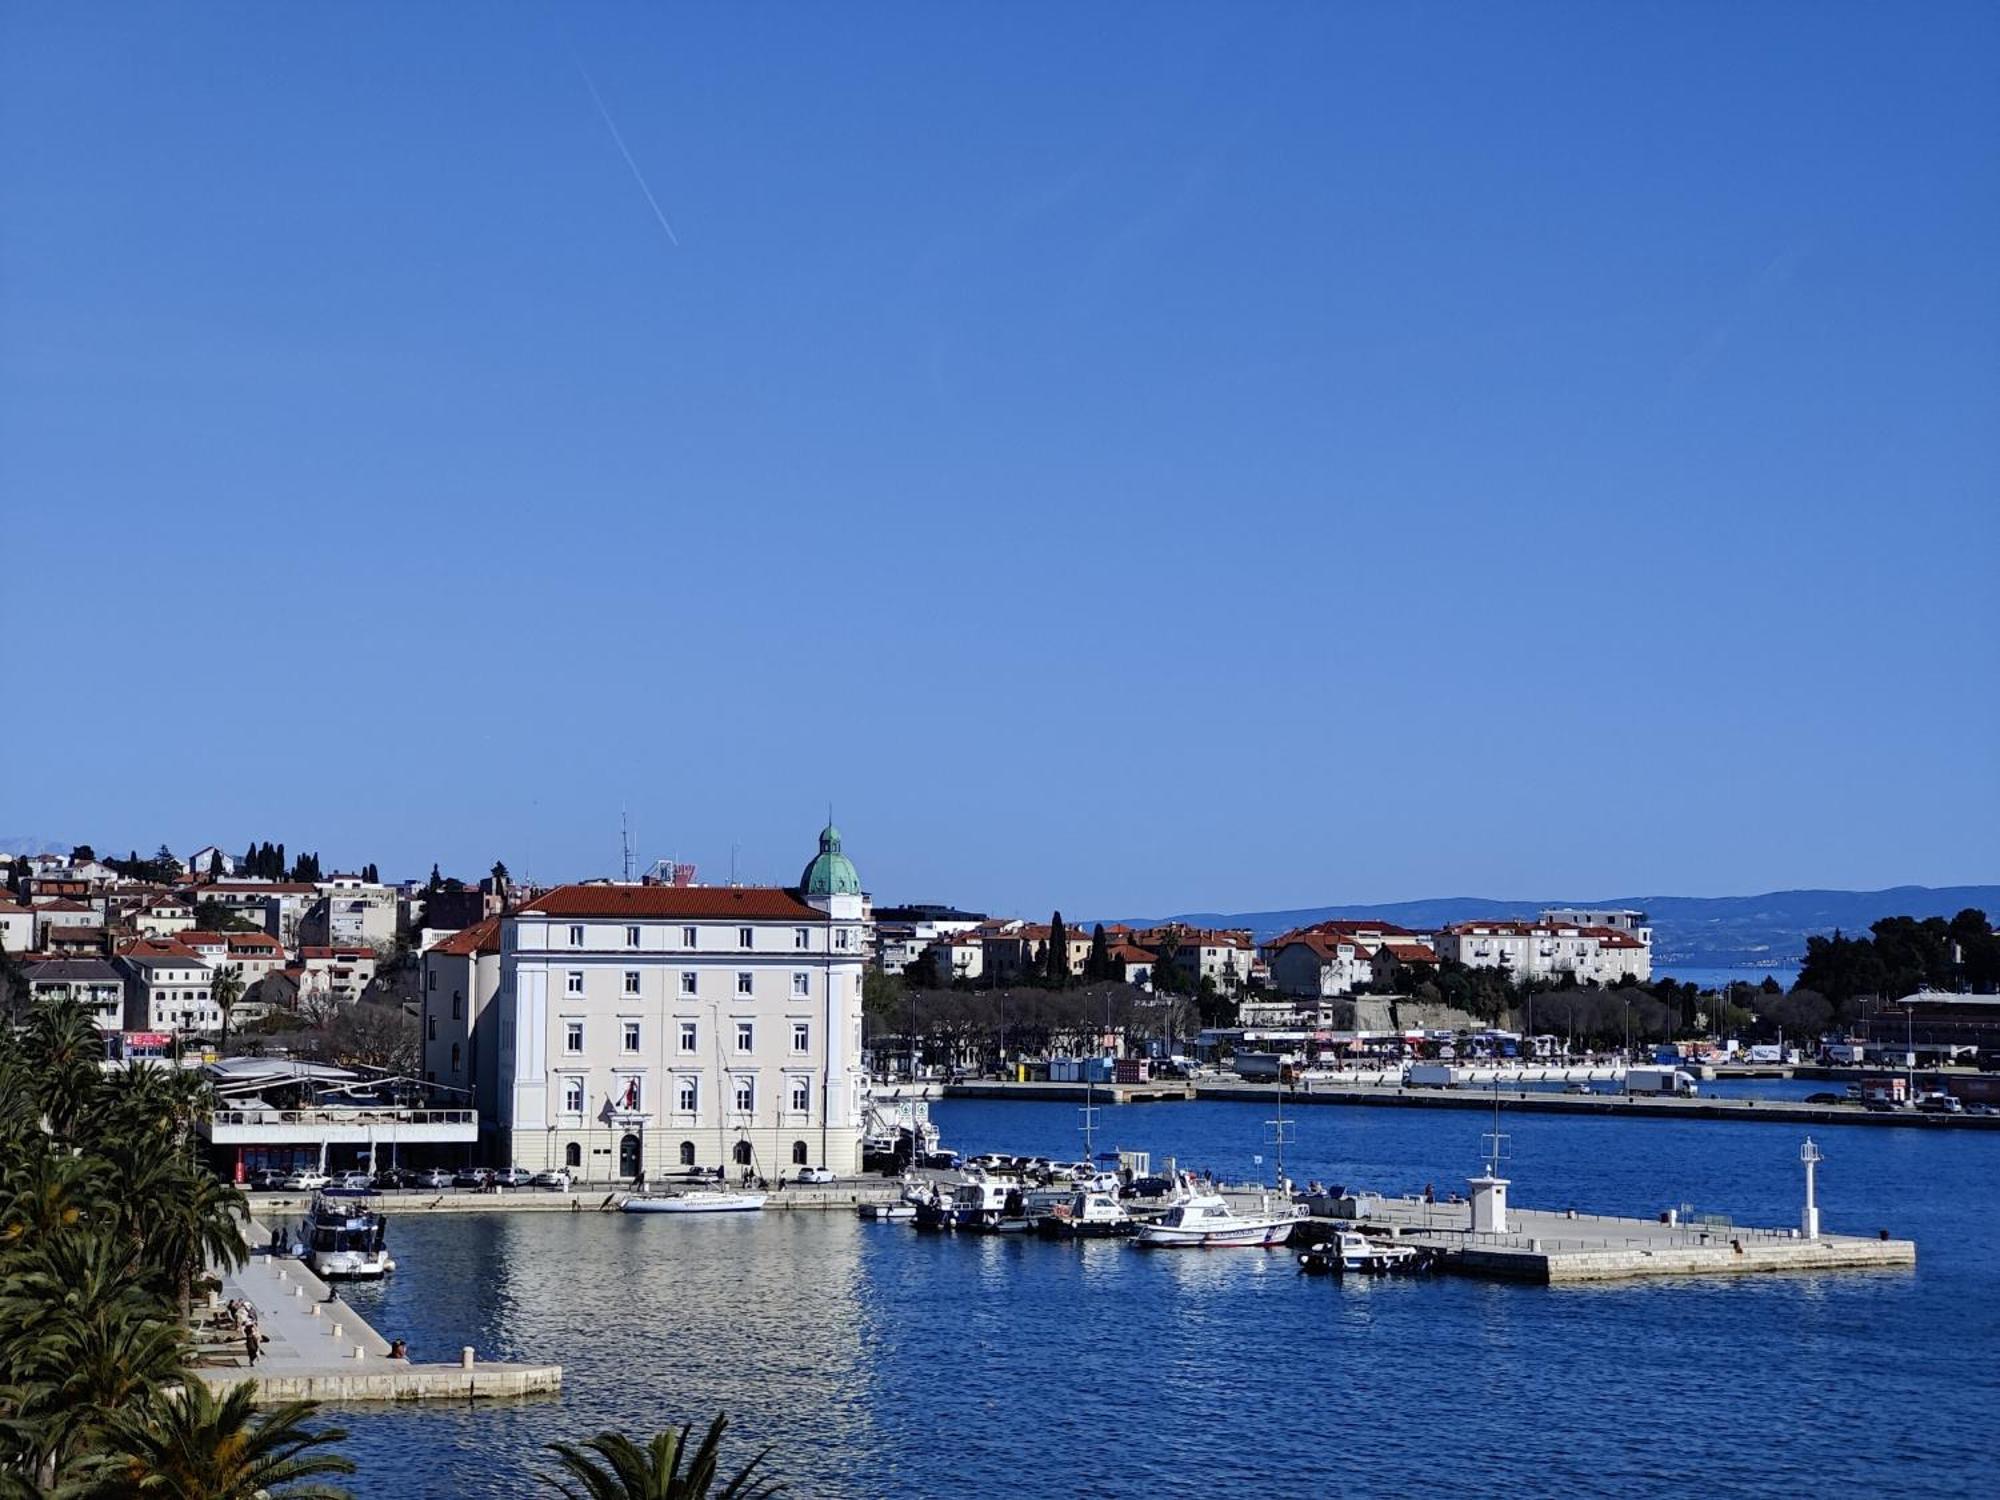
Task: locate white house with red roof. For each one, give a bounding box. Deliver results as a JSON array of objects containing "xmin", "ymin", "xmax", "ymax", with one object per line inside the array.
[
  {"xmin": 1434, "ymin": 918, "xmax": 1652, "ymax": 985},
  {"xmin": 490, "ymin": 825, "xmax": 871, "ymax": 1183}
]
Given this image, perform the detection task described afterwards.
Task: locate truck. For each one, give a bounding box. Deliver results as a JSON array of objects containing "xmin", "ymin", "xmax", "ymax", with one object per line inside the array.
[
  {"xmin": 1625, "ymin": 1067, "xmax": 1699, "ymax": 1098},
  {"xmin": 1404, "ymin": 1063, "xmax": 1463, "ymax": 1089}
]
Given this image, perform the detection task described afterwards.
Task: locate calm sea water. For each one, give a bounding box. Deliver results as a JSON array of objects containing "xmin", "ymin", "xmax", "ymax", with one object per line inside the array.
[{"xmin": 325, "ymin": 1099, "xmax": 1996, "ymax": 1499}]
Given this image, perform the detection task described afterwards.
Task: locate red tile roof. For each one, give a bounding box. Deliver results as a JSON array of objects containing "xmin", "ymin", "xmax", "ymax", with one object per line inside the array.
[
  {"xmin": 519, "ymin": 885, "xmax": 827, "ymax": 922},
  {"xmin": 1379, "ymin": 942, "xmax": 1440, "ymax": 964},
  {"xmin": 432, "ymin": 916, "xmax": 502, "ymax": 957}
]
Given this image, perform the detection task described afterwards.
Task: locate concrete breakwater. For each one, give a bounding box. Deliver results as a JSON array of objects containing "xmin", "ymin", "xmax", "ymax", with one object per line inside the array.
[
  {"xmin": 197, "ymin": 1230, "xmax": 560, "ymax": 1405},
  {"xmin": 944, "ymin": 1078, "xmax": 2000, "ymax": 1128},
  {"xmin": 1318, "ymin": 1194, "xmax": 1917, "ymax": 1283}
]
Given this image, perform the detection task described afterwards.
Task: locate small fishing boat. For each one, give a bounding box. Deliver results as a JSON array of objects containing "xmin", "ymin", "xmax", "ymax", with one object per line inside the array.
[
  {"xmin": 1035, "ymin": 1189, "xmax": 1137, "ymax": 1239},
  {"xmin": 1298, "ymin": 1231, "xmax": 1429, "ymax": 1276},
  {"xmin": 301, "ymin": 1194, "xmax": 395, "ymax": 1278},
  {"xmin": 857, "ymin": 1201, "xmax": 916, "ymax": 1221},
  {"xmin": 620, "ymin": 1190, "xmax": 767, "ymax": 1214}
]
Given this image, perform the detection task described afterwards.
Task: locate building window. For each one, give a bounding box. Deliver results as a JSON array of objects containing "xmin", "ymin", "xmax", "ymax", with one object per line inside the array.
[
  {"xmin": 738, "ymin": 927, "xmax": 753, "ymax": 949},
  {"xmin": 677, "ymin": 1077, "xmax": 698, "ymax": 1112},
  {"xmin": 565, "ymin": 1020, "xmax": 584, "ymax": 1054},
  {"xmin": 790, "ymin": 1078, "xmax": 810, "ymax": 1112},
  {"xmin": 566, "ymin": 971, "xmax": 584, "ymax": 995},
  {"xmin": 681, "ymin": 926, "xmax": 697, "ymax": 947},
  {"xmin": 736, "ymin": 972, "xmax": 753, "ymax": 997},
  {"xmin": 451, "ymin": 991, "xmax": 462, "ymax": 1019},
  {"xmin": 569, "ymin": 925, "xmax": 585, "ymax": 946},
  {"xmin": 566, "ymin": 1142, "xmax": 582, "ymax": 1168},
  {"xmin": 626, "ymin": 925, "xmax": 640, "ymax": 948},
  {"xmin": 623, "ymin": 1021, "xmax": 641, "ymax": 1052},
  {"xmin": 450, "ymin": 1043, "xmax": 461, "ymax": 1073},
  {"xmin": 792, "ymin": 1140, "xmax": 809, "ymax": 1165},
  {"xmin": 426, "ymin": 970, "xmax": 437, "ymax": 990},
  {"xmin": 792, "ymin": 1021, "xmax": 809, "ymax": 1053},
  {"xmin": 679, "ymin": 1140, "xmax": 696, "ymax": 1166},
  {"xmin": 835, "ymin": 928, "xmax": 852, "ymax": 950},
  {"xmin": 564, "ymin": 1077, "xmax": 584, "ymax": 1113},
  {"xmin": 733, "ymin": 1140, "xmax": 753, "ymax": 1166},
  {"xmin": 624, "ymin": 971, "xmax": 641, "ymax": 995},
  {"xmin": 679, "ymin": 1021, "xmax": 697, "ymax": 1053},
  {"xmin": 680, "ymin": 972, "xmax": 697, "ymax": 996},
  {"xmin": 792, "ymin": 972, "xmax": 809, "ymax": 997},
  {"xmin": 734, "ymin": 1077, "xmax": 754, "ymax": 1113},
  {"xmin": 616, "ymin": 1076, "xmax": 641, "ymax": 1112},
  {"xmin": 427, "ymin": 1015, "xmax": 437, "ymax": 1041},
  {"xmin": 735, "ymin": 1020, "xmax": 754, "ymax": 1052},
  {"xmin": 794, "ymin": 927, "xmax": 809, "ymax": 950}
]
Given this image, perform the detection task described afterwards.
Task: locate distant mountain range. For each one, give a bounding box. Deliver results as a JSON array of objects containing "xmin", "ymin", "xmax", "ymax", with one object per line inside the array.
[{"xmin": 1095, "ymin": 885, "xmax": 2000, "ymax": 971}]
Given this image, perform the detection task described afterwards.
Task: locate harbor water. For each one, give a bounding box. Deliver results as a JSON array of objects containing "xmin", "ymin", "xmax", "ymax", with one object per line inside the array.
[{"xmin": 328, "ymin": 1099, "xmax": 1996, "ymax": 1499}]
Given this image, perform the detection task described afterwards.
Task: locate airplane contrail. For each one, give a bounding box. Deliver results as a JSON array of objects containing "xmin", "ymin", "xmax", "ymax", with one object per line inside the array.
[{"xmin": 569, "ymin": 47, "xmax": 680, "ymax": 249}]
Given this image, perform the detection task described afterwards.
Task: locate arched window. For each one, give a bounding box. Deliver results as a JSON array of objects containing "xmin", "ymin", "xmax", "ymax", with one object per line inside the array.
[
  {"xmin": 732, "ymin": 1140, "xmax": 753, "ymax": 1166},
  {"xmin": 450, "ymin": 1043, "xmax": 461, "ymax": 1074},
  {"xmin": 679, "ymin": 1140, "xmax": 696, "ymax": 1166},
  {"xmin": 564, "ymin": 1142, "xmax": 581, "ymax": 1169},
  {"xmin": 792, "ymin": 1140, "xmax": 809, "ymax": 1165}
]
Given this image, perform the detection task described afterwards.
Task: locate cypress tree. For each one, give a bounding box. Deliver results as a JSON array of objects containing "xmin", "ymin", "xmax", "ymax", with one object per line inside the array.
[
  {"xmin": 1046, "ymin": 912, "xmax": 1068, "ymax": 985},
  {"xmin": 1089, "ymin": 923, "xmax": 1110, "ymax": 982}
]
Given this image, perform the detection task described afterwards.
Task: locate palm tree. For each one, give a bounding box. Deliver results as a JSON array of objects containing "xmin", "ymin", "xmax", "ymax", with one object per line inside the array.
[
  {"xmin": 88, "ymin": 1380, "xmax": 355, "ymax": 1499},
  {"xmin": 212, "ymin": 965, "xmax": 246, "ymax": 1052},
  {"xmin": 539, "ymin": 1416, "xmax": 780, "ymax": 1500},
  {"xmin": 25, "ymin": 999, "xmax": 103, "ymax": 1140}
]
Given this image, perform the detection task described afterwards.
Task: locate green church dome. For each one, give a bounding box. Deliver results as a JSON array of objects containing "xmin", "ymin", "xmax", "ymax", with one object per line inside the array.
[{"xmin": 799, "ymin": 823, "xmax": 861, "ymax": 896}]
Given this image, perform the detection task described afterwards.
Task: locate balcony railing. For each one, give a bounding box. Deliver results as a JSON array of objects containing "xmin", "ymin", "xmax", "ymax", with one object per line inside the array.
[{"xmin": 208, "ymin": 1107, "xmax": 475, "ymax": 1128}]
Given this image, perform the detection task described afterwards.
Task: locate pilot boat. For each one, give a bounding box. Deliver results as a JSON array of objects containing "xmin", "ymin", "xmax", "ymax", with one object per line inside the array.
[{"xmin": 1133, "ymin": 1191, "xmax": 1300, "ymax": 1249}]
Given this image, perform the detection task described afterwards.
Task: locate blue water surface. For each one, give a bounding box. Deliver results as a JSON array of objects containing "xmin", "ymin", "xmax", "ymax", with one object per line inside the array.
[{"xmin": 325, "ymin": 1099, "xmax": 1997, "ymax": 1499}]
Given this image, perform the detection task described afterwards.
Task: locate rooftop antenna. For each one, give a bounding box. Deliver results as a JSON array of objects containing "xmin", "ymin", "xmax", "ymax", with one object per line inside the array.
[{"xmin": 620, "ymin": 806, "xmax": 633, "ymax": 882}]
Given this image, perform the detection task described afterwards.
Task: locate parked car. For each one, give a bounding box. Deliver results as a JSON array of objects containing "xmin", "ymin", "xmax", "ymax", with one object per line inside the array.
[
  {"xmin": 370, "ymin": 1167, "xmax": 416, "ymax": 1190},
  {"xmin": 792, "ymin": 1166, "xmax": 836, "ymax": 1185},
  {"xmin": 492, "ymin": 1167, "xmax": 534, "ymax": 1189},
  {"xmin": 1864, "ymin": 1099, "xmax": 1896, "ymax": 1113},
  {"xmin": 248, "ymin": 1168, "xmax": 287, "ymax": 1191},
  {"xmin": 1804, "ymin": 1092, "xmax": 1844, "ymax": 1105},
  {"xmin": 279, "ymin": 1170, "xmax": 329, "ymax": 1191},
  {"xmin": 416, "ymin": 1168, "xmax": 454, "ymax": 1190},
  {"xmin": 531, "ymin": 1169, "xmax": 573, "ymax": 1190},
  {"xmin": 453, "ymin": 1167, "xmax": 494, "ymax": 1189},
  {"xmin": 330, "ymin": 1172, "xmax": 374, "ymax": 1192}
]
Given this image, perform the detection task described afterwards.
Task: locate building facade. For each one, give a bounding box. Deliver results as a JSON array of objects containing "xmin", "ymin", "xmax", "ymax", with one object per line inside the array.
[{"xmin": 492, "ymin": 826, "xmax": 870, "ymax": 1182}]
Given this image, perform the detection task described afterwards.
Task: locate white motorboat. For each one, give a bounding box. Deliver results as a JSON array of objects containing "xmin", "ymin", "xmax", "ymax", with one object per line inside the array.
[
  {"xmin": 858, "ymin": 1201, "xmax": 916, "ymax": 1221},
  {"xmin": 1036, "ymin": 1189, "xmax": 1137, "ymax": 1239},
  {"xmin": 301, "ymin": 1195, "xmax": 395, "ymax": 1278},
  {"xmin": 1134, "ymin": 1193, "xmax": 1300, "ymax": 1249},
  {"xmin": 1299, "ymin": 1230, "xmax": 1428, "ymax": 1276},
  {"xmin": 620, "ymin": 1190, "xmax": 767, "ymax": 1214}
]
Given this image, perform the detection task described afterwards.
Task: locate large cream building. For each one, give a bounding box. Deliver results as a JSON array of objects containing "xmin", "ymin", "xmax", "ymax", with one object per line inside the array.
[{"xmin": 491, "ymin": 826, "xmax": 870, "ymax": 1182}]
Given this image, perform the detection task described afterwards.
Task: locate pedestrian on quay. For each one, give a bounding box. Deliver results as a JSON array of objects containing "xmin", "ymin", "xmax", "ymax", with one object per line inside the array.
[
  {"xmin": 388, "ymin": 1338, "xmax": 407, "ymax": 1360},
  {"xmin": 1424, "ymin": 1182, "xmax": 1435, "ymax": 1205},
  {"xmin": 243, "ymin": 1324, "xmax": 261, "ymax": 1367}
]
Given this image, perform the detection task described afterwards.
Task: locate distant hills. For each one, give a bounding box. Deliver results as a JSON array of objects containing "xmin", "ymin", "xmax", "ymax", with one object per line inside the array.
[{"xmin": 1096, "ymin": 885, "xmax": 2000, "ymax": 971}]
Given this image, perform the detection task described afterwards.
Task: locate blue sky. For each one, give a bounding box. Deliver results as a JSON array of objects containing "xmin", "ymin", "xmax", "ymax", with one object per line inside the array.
[{"xmin": 4, "ymin": 3, "xmax": 1994, "ymax": 917}]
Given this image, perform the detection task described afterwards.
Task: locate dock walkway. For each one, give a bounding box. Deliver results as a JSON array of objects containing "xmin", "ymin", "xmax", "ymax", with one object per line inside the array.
[
  {"xmin": 195, "ymin": 1231, "xmax": 559, "ymax": 1405},
  {"xmin": 1321, "ymin": 1195, "xmax": 1917, "ymax": 1283}
]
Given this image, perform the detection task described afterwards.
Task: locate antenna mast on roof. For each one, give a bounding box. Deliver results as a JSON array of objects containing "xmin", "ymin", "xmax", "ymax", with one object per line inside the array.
[{"xmin": 620, "ymin": 807, "xmax": 633, "ymax": 882}]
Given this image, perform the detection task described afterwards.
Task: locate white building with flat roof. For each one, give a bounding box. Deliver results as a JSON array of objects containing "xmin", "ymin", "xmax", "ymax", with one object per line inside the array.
[{"xmin": 491, "ymin": 826, "xmax": 870, "ymax": 1183}]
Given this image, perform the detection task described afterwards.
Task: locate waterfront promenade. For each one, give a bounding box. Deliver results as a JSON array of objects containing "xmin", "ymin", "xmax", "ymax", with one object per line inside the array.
[
  {"xmin": 196, "ymin": 1230, "xmax": 560, "ymax": 1405},
  {"xmin": 943, "ymin": 1078, "xmax": 2000, "ymax": 1128}
]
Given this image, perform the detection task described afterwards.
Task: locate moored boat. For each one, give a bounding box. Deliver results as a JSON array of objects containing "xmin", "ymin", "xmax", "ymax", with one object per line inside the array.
[
  {"xmin": 1298, "ymin": 1230, "xmax": 1430, "ymax": 1276},
  {"xmin": 1133, "ymin": 1192, "xmax": 1300, "ymax": 1249},
  {"xmin": 301, "ymin": 1194, "xmax": 395, "ymax": 1278},
  {"xmin": 1035, "ymin": 1189, "xmax": 1137, "ymax": 1239},
  {"xmin": 620, "ymin": 1190, "xmax": 767, "ymax": 1214}
]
